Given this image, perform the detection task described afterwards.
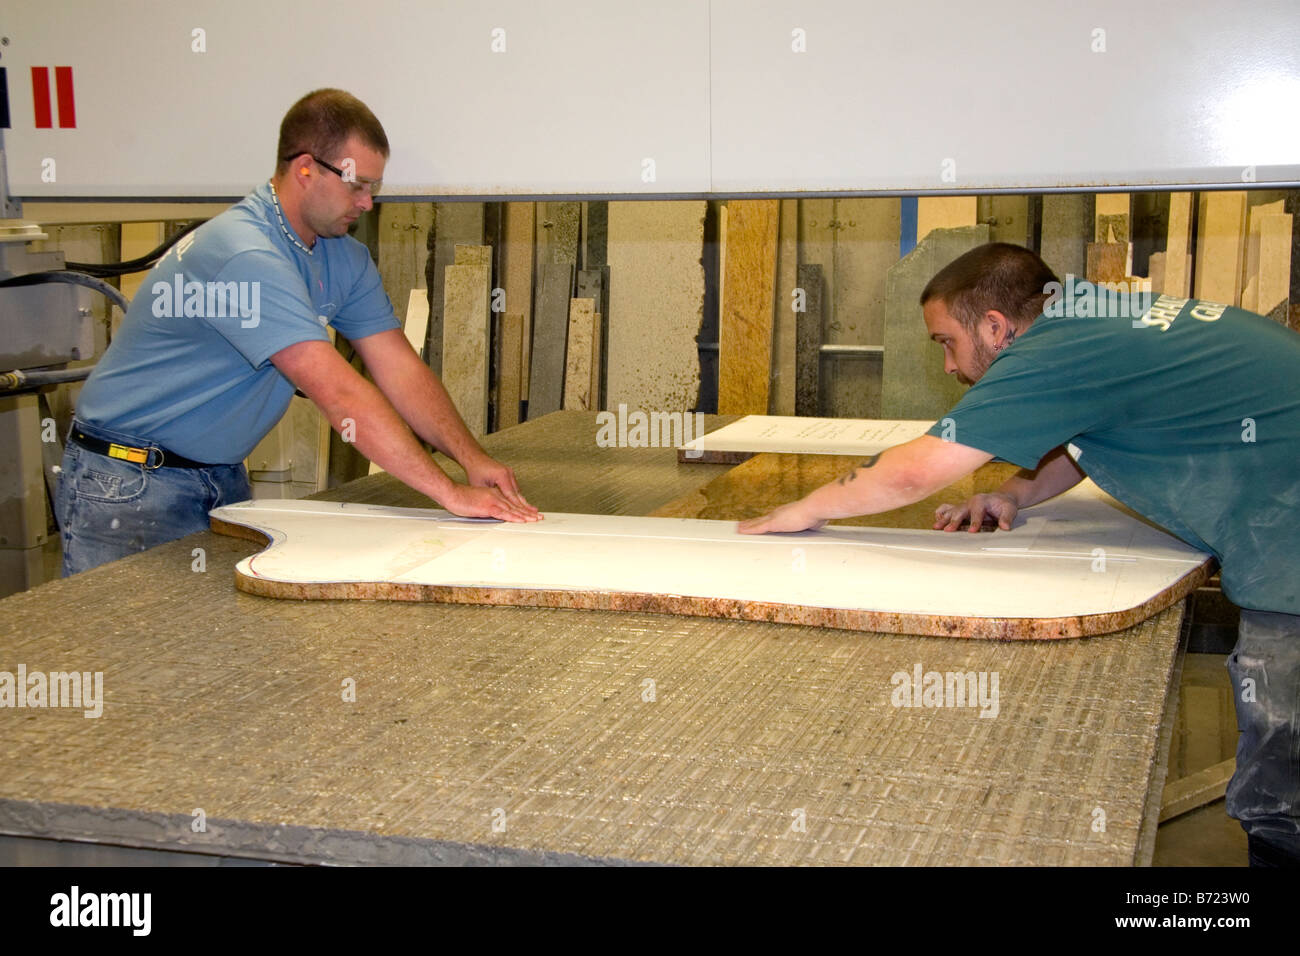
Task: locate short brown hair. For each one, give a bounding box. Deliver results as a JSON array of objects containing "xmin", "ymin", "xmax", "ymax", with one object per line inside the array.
[
  {"xmin": 275, "ymin": 89, "xmax": 389, "ymax": 174},
  {"xmin": 920, "ymin": 243, "xmax": 1059, "ymax": 332}
]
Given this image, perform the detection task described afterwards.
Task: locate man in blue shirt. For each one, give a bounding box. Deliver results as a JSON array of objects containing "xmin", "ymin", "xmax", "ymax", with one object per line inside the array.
[
  {"xmin": 740, "ymin": 242, "xmax": 1300, "ymax": 866},
  {"xmin": 58, "ymin": 89, "xmax": 539, "ymax": 575}
]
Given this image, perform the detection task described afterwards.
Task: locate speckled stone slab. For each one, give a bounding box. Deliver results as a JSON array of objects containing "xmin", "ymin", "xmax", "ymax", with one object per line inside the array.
[
  {"xmin": 562, "ymin": 299, "xmax": 597, "ymax": 411},
  {"xmin": 441, "ymin": 261, "xmax": 492, "ymax": 436},
  {"xmin": 211, "ymin": 482, "xmax": 1210, "ymax": 640},
  {"xmin": 605, "ymin": 201, "xmax": 706, "ymax": 412}
]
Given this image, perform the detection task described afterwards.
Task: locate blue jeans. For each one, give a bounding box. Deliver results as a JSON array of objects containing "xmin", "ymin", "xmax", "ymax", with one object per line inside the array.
[
  {"xmin": 55, "ymin": 420, "xmax": 251, "ymax": 576},
  {"xmin": 1226, "ymin": 609, "xmax": 1300, "ymax": 865}
]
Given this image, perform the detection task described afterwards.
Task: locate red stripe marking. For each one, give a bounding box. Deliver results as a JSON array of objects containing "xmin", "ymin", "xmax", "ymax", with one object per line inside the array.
[
  {"xmin": 54, "ymin": 66, "xmax": 75, "ymax": 128},
  {"xmin": 31, "ymin": 66, "xmax": 51, "ymax": 128}
]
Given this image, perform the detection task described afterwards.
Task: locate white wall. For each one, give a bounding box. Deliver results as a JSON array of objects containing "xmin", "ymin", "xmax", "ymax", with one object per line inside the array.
[{"xmin": 6, "ymin": 0, "xmax": 1298, "ymax": 199}]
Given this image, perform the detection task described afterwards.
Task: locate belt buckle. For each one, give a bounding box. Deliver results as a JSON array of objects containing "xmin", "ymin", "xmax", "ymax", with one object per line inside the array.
[{"xmin": 144, "ymin": 447, "xmax": 165, "ymax": 470}]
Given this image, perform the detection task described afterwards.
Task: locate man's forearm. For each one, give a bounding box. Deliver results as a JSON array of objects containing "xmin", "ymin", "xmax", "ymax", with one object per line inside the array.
[
  {"xmin": 998, "ymin": 445, "xmax": 1085, "ymax": 509},
  {"xmin": 798, "ymin": 437, "xmax": 992, "ymax": 522},
  {"xmin": 385, "ymin": 363, "xmax": 484, "ymax": 466},
  {"xmin": 798, "ymin": 454, "xmax": 927, "ymax": 521},
  {"xmin": 317, "ymin": 374, "xmax": 458, "ymax": 503}
]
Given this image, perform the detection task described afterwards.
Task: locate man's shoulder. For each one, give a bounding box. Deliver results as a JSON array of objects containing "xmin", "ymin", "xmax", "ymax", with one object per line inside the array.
[
  {"xmin": 170, "ymin": 194, "xmax": 292, "ymax": 278},
  {"xmin": 195, "ymin": 191, "xmax": 279, "ymax": 257}
]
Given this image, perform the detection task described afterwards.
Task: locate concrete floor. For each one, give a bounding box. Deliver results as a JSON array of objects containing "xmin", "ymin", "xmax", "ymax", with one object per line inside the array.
[
  {"xmin": 1153, "ymin": 800, "xmax": 1246, "ymax": 866},
  {"xmin": 1152, "ymin": 652, "xmax": 1247, "ymax": 866}
]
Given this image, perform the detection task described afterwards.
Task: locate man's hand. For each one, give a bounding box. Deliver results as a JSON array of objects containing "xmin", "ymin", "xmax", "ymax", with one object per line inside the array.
[
  {"xmin": 737, "ymin": 499, "xmax": 826, "ymax": 535},
  {"xmin": 440, "ymin": 483, "xmax": 540, "ymax": 522},
  {"xmin": 461, "ymin": 454, "xmax": 541, "ymax": 519},
  {"xmin": 933, "ymin": 492, "xmax": 1019, "ymax": 532}
]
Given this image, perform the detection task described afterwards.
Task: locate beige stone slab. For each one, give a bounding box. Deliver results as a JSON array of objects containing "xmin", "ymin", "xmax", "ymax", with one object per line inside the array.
[
  {"xmin": 502, "ymin": 203, "xmax": 535, "ymax": 398},
  {"xmin": 441, "ymin": 262, "xmax": 491, "ymax": 437},
  {"xmin": 428, "ymin": 203, "xmax": 484, "ymax": 377},
  {"xmin": 825, "ymin": 198, "xmax": 899, "ymax": 418},
  {"xmin": 882, "ymin": 225, "xmax": 989, "ymax": 420},
  {"xmin": 403, "ymin": 288, "xmax": 430, "ymax": 353},
  {"xmin": 1195, "ymin": 191, "xmax": 1247, "ymax": 305},
  {"xmin": 497, "ymin": 313, "xmax": 524, "ymax": 430},
  {"xmin": 798, "ymin": 199, "xmax": 835, "ymax": 314},
  {"xmin": 454, "ymin": 243, "xmax": 492, "ymax": 266},
  {"xmin": 1164, "ymin": 192, "xmax": 1193, "ymax": 298},
  {"xmin": 1095, "ymin": 194, "xmax": 1130, "ymax": 217},
  {"xmin": 590, "ymin": 312, "xmax": 603, "ymax": 409},
  {"xmin": 377, "ymin": 203, "xmax": 434, "ymax": 392},
  {"xmin": 563, "ymin": 298, "xmax": 597, "ymax": 411},
  {"xmin": 795, "ymin": 263, "xmax": 823, "ymax": 418},
  {"xmin": 1242, "ymin": 201, "xmax": 1288, "ymax": 313},
  {"xmin": 537, "ymin": 202, "xmax": 580, "ymax": 266},
  {"xmin": 831, "ymin": 198, "xmax": 901, "ymax": 348},
  {"xmin": 1040, "ymin": 194, "xmax": 1091, "ymax": 284},
  {"xmin": 718, "ymin": 200, "xmax": 779, "ymax": 415},
  {"xmin": 379, "ymin": 202, "xmax": 434, "ymax": 306},
  {"xmin": 1256, "ymin": 213, "xmax": 1293, "ymax": 317},
  {"xmin": 533, "ymin": 203, "xmax": 581, "ymax": 349},
  {"xmin": 1087, "ymin": 242, "xmax": 1128, "ymax": 283},
  {"xmin": 771, "ymin": 199, "xmax": 799, "ymax": 415},
  {"xmin": 576, "ymin": 269, "xmax": 606, "ymax": 407},
  {"xmin": 916, "ymin": 197, "xmax": 976, "ymax": 241},
  {"xmin": 1094, "ymin": 193, "xmax": 1130, "ymax": 242},
  {"xmin": 605, "ymin": 201, "xmax": 706, "ymax": 412},
  {"xmin": 1147, "ymin": 252, "xmax": 1166, "ymax": 295}
]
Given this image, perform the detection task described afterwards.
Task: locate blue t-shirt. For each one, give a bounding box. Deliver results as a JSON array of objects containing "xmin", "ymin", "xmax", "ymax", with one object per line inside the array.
[
  {"xmin": 76, "ymin": 182, "xmax": 399, "ymax": 462},
  {"xmin": 927, "ymin": 293, "xmax": 1300, "ymax": 615}
]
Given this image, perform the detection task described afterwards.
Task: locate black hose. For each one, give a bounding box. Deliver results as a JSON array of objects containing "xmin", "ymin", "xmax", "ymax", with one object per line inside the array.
[
  {"xmin": 0, "ymin": 269, "xmax": 131, "ymax": 314},
  {"xmin": 0, "ymin": 367, "xmax": 93, "ymax": 392},
  {"xmin": 64, "ymin": 219, "xmax": 207, "ymax": 277}
]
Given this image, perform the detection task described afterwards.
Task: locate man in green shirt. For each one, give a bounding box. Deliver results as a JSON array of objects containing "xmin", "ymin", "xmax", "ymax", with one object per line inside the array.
[{"xmin": 739, "ymin": 242, "xmax": 1300, "ymax": 866}]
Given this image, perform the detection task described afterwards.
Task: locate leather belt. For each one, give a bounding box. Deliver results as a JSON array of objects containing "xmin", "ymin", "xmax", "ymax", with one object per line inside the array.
[{"xmin": 69, "ymin": 427, "xmax": 214, "ymax": 470}]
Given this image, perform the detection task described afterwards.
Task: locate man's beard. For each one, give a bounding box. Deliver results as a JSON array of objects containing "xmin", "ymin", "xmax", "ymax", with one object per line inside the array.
[{"xmin": 957, "ymin": 339, "xmax": 998, "ymax": 386}]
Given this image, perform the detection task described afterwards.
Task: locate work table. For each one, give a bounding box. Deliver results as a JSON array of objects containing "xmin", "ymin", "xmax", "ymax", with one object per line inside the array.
[{"xmin": 0, "ymin": 412, "xmax": 1184, "ymax": 865}]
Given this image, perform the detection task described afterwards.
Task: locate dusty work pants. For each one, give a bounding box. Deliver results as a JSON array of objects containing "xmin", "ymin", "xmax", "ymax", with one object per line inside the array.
[
  {"xmin": 1226, "ymin": 609, "xmax": 1300, "ymax": 866},
  {"xmin": 55, "ymin": 419, "xmax": 250, "ymax": 577}
]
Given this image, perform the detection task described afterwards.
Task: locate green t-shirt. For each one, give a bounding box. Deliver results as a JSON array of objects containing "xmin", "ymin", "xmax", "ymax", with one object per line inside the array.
[{"xmin": 926, "ymin": 292, "xmax": 1300, "ymax": 614}]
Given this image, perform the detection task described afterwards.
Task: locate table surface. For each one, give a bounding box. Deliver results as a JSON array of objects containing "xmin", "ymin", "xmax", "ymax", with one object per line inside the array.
[{"xmin": 0, "ymin": 412, "xmax": 1184, "ymax": 865}]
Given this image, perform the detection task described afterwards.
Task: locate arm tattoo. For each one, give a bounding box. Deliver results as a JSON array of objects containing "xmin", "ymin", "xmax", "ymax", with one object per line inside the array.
[{"xmin": 837, "ymin": 453, "xmax": 881, "ymax": 486}]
